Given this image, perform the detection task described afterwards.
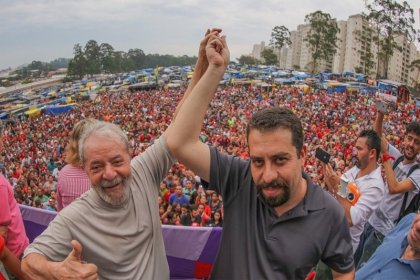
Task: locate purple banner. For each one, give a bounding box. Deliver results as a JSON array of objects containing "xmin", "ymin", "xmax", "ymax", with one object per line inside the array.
[{"xmin": 19, "ymin": 205, "xmax": 221, "ymax": 279}]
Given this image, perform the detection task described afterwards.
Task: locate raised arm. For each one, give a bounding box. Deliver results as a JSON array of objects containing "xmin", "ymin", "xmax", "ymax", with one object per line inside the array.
[
  {"xmin": 165, "ymin": 34, "xmax": 229, "ymax": 182},
  {"xmin": 373, "ymin": 111, "xmax": 384, "ymax": 137},
  {"xmin": 173, "ymin": 28, "xmax": 222, "ymax": 118}
]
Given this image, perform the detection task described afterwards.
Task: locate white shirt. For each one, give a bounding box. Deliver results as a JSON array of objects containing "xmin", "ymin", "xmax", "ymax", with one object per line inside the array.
[
  {"xmin": 368, "ymin": 144, "xmax": 420, "ymax": 236},
  {"xmin": 342, "ymin": 165, "xmax": 385, "ymax": 252}
]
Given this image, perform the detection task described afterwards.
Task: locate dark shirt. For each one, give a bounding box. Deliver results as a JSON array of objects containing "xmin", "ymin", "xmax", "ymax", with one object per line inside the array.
[{"xmin": 207, "ymin": 146, "xmax": 354, "ymax": 280}]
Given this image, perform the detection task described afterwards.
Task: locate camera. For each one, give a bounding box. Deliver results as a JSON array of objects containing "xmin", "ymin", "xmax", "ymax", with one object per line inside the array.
[{"xmin": 337, "ymin": 178, "xmax": 360, "ymax": 206}]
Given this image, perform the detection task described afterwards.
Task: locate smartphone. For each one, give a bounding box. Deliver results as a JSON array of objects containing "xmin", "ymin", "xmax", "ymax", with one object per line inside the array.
[
  {"xmin": 337, "ymin": 177, "xmax": 348, "ymax": 198},
  {"xmin": 315, "ymin": 147, "xmax": 331, "ymax": 164},
  {"xmin": 375, "ymin": 100, "xmax": 389, "ymax": 114}
]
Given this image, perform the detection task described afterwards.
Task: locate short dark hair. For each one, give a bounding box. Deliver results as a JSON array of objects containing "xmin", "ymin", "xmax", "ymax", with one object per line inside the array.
[
  {"xmin": 246, "ymin": 107, "xmax": 303, "ymax": 156},
  {"xmin": 358, "ymin": 129, "xmax": 381, "ymax": 161},
  {"xmin": 406, "ymin": 121, "xmax": 420, "ymax": 136}
]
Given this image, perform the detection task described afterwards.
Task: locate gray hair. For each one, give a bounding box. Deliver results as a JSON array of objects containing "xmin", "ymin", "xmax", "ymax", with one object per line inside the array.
[{"xmin": 78, "ymin": 121, "xmax": 130, "ymax": 166}]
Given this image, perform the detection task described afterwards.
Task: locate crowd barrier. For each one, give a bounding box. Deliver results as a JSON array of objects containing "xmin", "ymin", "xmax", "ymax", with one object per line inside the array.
[{"xmin": 19, "ymin": 205, "xmax": 222, "ymax": 279}]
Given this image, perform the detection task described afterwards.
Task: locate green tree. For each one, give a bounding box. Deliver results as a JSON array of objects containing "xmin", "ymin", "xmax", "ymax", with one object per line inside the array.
[
  {"xmin": 365, "ymin": 0, "xmax": 418, "ymax": 79},
  {"xmin": 261, "ymin": 49, "xmax": 278, "ymax": 65},
  {"xmin": 84, "ymin": 40, "xmax": 101, "ymax": 76},
  {"xmin": 68, "ymin": 44, "xmax": 87, "ymax": 79},
  {"xmin": 269, "ymin": 26, "xmax": 291, "ymax": 66},
  {"xmin": 237, "ymin": 55, "xmax": 259, "ymax": 65},
  {"xmin": 127, "ymin": 48, "xmax": 146, "ymax": 69},
  {"xmin": 99, "ymin": 43, "xmax": 115, "ymax": 73},
  {"xmin": 304, "ymin": 11, "xmax": 340, "ymax": 73}
]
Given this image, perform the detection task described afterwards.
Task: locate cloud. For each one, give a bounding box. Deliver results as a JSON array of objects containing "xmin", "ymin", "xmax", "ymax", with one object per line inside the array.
[{"xmin": 0, "ymin": 0, "xmax": 418, "ymax": 69}]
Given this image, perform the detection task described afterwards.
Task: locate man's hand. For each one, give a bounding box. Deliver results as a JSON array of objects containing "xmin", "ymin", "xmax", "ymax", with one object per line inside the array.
[
  {"xmin": 196, "ymin": 28, "xmax": 222, "ymax": 73},
  {"xmin": 324, "ymin": 164, "xmax": 340, "ymax": 194},
  {"xmin": 50, "ymin": 240, "xmax": 98, "ymax": 280},
  {"xmin": 206, "ymin": 34, "xmax": 230, "ymax": 70}
]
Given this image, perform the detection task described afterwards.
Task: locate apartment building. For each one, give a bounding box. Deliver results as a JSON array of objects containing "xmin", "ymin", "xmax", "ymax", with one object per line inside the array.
[{"xmin": 257, "ymin": 13, "xmax": 419, "ymax": 87}]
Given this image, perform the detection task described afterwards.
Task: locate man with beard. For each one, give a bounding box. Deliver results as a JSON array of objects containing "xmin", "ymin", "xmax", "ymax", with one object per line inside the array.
[
  {"xmin": 21, "ymin": 28, "xmax": 222, "ymax": 280},
  {"xmin": 317, "ymin": 130, "xmax": 385, "ymax": 279},
  {"xmin": 21, "ymin": 121, "xmax": 176, "ymax": 279},
  {"xmin": 355, "ymin": 112, "xmax": 420, "ymax": 268},
  {"xmin": 165, "ymin": 32, "xmax": 354, "ymax": 279}
]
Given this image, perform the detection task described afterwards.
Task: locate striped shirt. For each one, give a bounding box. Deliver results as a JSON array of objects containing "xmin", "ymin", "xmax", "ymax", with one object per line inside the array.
[{"xmin": 56, "ymin": 164, "xmax": 91, "ymax": 211}]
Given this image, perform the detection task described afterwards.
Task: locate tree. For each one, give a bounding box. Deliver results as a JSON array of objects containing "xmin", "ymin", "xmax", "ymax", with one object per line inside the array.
[
  {"xmin": 269, "ymin": 26, "xmax": 291, "ymax": 66},
  {"xmin": 365, "ymin": 0, "xmax": 418, "ymax": 79},
  {"xmin": 99, "ymin": 43, "xmax": 115, "ymax": 73},
  {"xmin": 67, "ymin": 44, "xmax": 87, "ymax": 79},
  {"xmin": 304, "ymin": 11, "xmax": 340, "ymax": 73},
  {"xmin": 261, "ymin": 49, "xmax": 278, "ymax": 65},
  {"xmin": 409, "ymin": 59, "xmax": 420, "ymax": 93},
  {"xmin": 237, "ymin": 55, "xmax": 259, "ymax": 65},
  {"xmin": 84, "ymin": 40, "xmax": 101, "ymax": 76}
]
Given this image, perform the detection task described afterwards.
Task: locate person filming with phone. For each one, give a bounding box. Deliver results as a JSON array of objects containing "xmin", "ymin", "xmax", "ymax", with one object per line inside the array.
[
  {"xmin": 355, "ymin": 109, "xmax": 420, "ymax": 268},
  {"xmin": 315, "ymin": 129, "xmax": 385, "ymax": 279}
]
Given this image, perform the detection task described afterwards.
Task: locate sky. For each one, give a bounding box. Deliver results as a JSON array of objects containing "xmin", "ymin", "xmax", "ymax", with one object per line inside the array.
[{"xmin": 1, "ymin": 0, "xmax": 419, "ymax": 70}]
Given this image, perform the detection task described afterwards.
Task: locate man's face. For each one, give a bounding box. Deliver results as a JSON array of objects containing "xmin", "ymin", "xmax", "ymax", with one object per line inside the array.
[
  {"xmin": 249, "ymin": 128, "xmax": 306, "ymax": 209},
  {"xmin": 407, "ymin": 213, "xmax": 420, "ymax": 253},
  {"xmin": 175, "ymin": 186, "xmax": 183, "ymax": 196},
  {"xmin": 354, "ymin": 137, "xmax": 371, "ymax": 170},
  {"xmin": 403, "ymin": 132, "xmax": 420, "ymax": 161},
  {"xmin": 198, "ymin": 205, "xmax": 204, "ymax": 214},
  {"xmin": 185, "ymin": 180, "xmax": 192, "ymax": 190},
  {"xmin": 84, "ymin": 135, "xmax": 131, "ymax": 206}
]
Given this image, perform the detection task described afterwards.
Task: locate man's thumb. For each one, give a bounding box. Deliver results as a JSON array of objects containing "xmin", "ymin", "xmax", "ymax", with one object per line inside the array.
[{"xmin": 68, "ymin": 240, "xmax": 83, "ymax": 261}]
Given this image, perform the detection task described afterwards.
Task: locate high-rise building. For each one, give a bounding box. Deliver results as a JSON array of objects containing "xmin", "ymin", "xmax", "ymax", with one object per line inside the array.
[{"xmin": 254, "ymin": 13, "xmax": 419, "ymax": 87}]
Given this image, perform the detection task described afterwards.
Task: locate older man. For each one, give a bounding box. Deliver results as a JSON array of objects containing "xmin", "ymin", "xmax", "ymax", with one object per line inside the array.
[
  {"xmin": 21, "ymin": 29, "xmax": 221, "ymax": 280},
  {"xmin": 22, "ymin": 121, "xmax": 175, "ymax": 279}
]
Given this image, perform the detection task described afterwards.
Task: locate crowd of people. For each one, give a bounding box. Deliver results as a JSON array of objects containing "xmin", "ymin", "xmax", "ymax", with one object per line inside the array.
[
  {"xmin": 0, "ymin": 30, "xmax": 419, "ymax": 279},
  {"xmin": 0, "ymin": 78, "xmax": 417, "ymax": 224}
]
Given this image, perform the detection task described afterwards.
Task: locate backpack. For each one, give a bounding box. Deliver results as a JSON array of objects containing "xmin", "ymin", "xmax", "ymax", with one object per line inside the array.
[{"xmin": 393, "ymin": 156, "xmax": 420, "ymax": 222}]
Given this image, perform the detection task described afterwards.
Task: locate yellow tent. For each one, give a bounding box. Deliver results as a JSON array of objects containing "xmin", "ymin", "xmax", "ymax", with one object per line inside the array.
[{"xmin": 25, "ymin": 108, "xmax": 42, "ymax": 118}]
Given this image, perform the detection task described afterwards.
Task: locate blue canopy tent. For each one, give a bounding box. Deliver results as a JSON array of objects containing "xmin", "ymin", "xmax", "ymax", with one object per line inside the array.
[
  {"xmin": 0, "ymin": 112, "xmax": 8, "ymax": 119},
  {"xmin": 44, "ymin": 104, "xmax": 74, "ymax": 116}
]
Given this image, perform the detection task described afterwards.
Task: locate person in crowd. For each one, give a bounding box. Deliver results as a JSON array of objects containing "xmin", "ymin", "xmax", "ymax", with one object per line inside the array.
[
  {"xmin": 355, "ymin": 112, "xmax": 420, "ymax": 268},
  {"xmin": 169, "ymin": 185, "xmax": 190, "ymax": 206},
  {"xmin": 0, "ymin": 235, "xmax": 28, "ymax": 280},
  {"xmin": 182, "ymin": 178, "xmax": 194, "ymax": 200},
  {"xmin": 355, "ymin": 212, "xmax": 420, "ymax": 280},
  {"xmin": 165, "ymin": 31, "xmax": 354, "ymax": 279},
  {"xmin": 316, "ymin": 129, "xmax": 385, "ymax": 279},
  {"xmin": 324, "ymin": 129, "xmax": 385, "ymax": 251},
  {"xmin": 208, "ymin": 210, "xmax": 223, "ymax": 227},
  {"xmin": 209, "ymin": 192, "xmax": 222, "ymax": 215},
  {"xmin": 21, "ymin": 29, "xmax": 222, "ymax": 280},
  {"xmin": 56, "ymin": 119, "xmax": 96, "ymax": 211},
  {"xmin": 0, "ymin": 124, "xmax": 29, "ymax": 277},
  {"xmin": 43, "ymin": 175, "xmax": 57, "ymax": 193},
  {"xmin": 180, "ymin": 204, "xmax": 191, "ymax": 226},
  {"xmin": 33, "ymin": 188, "xmax": 49, "ymax": 205},
  {"xmin": 45, "ymin": 197, "xmax": 57, "ymax": 212}
]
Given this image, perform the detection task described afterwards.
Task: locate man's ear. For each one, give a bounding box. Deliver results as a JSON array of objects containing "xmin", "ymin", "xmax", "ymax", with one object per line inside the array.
[{"xmin": 300, "ymin": 144, "xmax": 307, "ymax": 167}]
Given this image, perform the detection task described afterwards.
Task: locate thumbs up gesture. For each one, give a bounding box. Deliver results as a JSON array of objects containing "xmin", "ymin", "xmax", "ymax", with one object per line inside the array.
[{"xmin": 52, "ymin": 240, "xmax": 98, "ymax": 280}]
